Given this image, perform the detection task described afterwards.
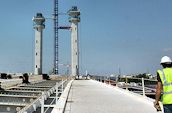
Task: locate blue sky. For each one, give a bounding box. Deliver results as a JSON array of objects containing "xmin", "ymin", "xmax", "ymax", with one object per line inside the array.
[{"xmin": 0, "ymin": 0, "xmax": 172, "ymax": 75}]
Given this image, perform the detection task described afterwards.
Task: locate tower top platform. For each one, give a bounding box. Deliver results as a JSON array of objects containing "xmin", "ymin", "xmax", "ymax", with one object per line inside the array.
[
  {"xmin": 32, "ymin": 13, "xmax": 45, "ymax": 26},
  {"xmin": 68, "ymin": 6, "xmax": 80, "ymax": 17}
]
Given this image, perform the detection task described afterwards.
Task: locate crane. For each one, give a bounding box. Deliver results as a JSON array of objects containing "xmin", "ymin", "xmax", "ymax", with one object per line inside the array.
[{"xmin": 53, "ymin": 0, "xmax": 58, "ymax": 74}]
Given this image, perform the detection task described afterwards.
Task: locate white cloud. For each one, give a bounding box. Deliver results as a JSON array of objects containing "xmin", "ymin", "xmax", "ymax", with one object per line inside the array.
[{"xmin": 163, "ymin": 48, "xmax": 172, "ymax": 52}]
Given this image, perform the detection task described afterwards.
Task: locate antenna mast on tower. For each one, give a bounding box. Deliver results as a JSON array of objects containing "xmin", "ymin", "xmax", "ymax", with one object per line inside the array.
[{"xmin": 53, "ymin": 0, "xmax": 58, "ymax": 74}]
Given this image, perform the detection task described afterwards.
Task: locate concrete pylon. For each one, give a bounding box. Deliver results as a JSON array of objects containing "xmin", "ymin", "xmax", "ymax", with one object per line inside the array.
[
  {"xmin": 68, "ymin": 6, "xmax": 80, "ymax": 77},
  {"xmin": 33, "ymin": 13, "xmax": 45, "ymax": 75}
]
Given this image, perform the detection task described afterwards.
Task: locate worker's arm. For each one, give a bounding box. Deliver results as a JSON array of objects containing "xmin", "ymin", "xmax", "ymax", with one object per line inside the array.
[
  {"xmin": 154, "ymin": 81, "xmax": 162, "ymax": 111},
  {"xmin": 154, "ymin": 72, "xmax": 163, "ymax": 109},
  {"xmin": 155, "ymin": 81, "xmax": 162, "ymax": 104}
]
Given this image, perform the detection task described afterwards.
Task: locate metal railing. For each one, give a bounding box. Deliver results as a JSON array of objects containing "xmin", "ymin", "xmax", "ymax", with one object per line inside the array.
[
  {"xmin": 93, "ymin": 76, "xmax": 157, "ymax": 98},
  {"xmin": 51, "ymin": 80, "xmax": 73, "ymax": 113},
  {"xmin": 18, "ymin": 79, "xmax": 69, "ymax": 113}
]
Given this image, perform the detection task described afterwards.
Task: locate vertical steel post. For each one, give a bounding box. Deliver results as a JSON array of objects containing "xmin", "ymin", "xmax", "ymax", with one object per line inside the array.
[
  {"xmin": 142, "ymin": 78, "xmax": 145, "ymax": 96},
  {"xmin": 104, "ymin": 76, "xmax": 105, "ymax": 83},
  {"xmin": 56, "ymin": 82, "xmax": 58, "ymax": 105},
  {"xmin": 41, "ymin": 92, "xmax": 44, "ymax": 113},
  {"xmin": 62, "ymin": 79, "xmax": 64, "ymax": 92},
  {"xmin": 125, "ymin": 77, "xmax": 128, "ymax": 90}
]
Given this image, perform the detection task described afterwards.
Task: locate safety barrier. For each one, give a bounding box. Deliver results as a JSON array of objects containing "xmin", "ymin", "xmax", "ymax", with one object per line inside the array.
[
  {"xmin": 93, "ymin": 76, "xmax": 157, "ymax": 98},
  {"xmin": 51, "ymin": 80, "xmax": 73, "ymax": 113},
  {"xmin": 18, "ymin": 79, "xmax": 70, "ymax": 113}
]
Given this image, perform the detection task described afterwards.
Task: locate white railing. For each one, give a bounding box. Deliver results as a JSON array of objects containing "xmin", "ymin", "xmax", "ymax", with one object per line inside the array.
[
  {"xmin": 94, "ymin": 76, "xmax": 157, "ymax": 97},
  {"xmin": 18, "ymin": 79, "xmax": 70, "ymax": 113},
  {"xmin": 51, "ymin": 80, "xmax": 73, "ymax": 113}
]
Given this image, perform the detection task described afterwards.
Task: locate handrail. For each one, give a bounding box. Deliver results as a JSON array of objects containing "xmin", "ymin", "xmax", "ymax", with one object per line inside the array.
[
  {"xmin": 51, "ymin": 80, "xmax": 73, "ymax": 113},
  {"xmin": 18, "ymin": 79, "xmax": 69, "ymax": 113},
  {"xmin": 94, "ymin": 77, "xmax": 156, "ymax": 97}
]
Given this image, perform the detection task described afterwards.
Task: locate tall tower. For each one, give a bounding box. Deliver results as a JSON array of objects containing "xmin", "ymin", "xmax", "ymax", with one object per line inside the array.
[
  {"xmin": 68, "ymin": 6, "xmax": 80, "ymax": 76},
  {"xmin": 53, "ymin": 0, "xmax": 59, "ymax": 74},
  {"xmin": 33, "ymin": 13, "xmax": 45, "ymax": 75}
]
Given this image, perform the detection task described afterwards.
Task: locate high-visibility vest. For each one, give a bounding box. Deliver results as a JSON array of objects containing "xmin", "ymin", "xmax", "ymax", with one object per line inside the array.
[{"xmin": 157, "ymin": 68, "xmax": 172, "ymax": 104}]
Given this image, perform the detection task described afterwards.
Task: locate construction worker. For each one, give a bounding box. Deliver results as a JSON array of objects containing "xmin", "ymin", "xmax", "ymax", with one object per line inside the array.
[
  {"xmin": 154, "ymin": 56, "xmax": 172, "ymax": 113},
  {"xmin": 22, "ymin": 73, "xmax": 30, "ymax": 84}
]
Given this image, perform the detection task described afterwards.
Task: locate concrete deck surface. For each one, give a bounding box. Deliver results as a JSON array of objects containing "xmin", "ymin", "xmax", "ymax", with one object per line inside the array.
[{"xmin": 64, "ymin": 80, "xmax": 163, "ymax": 113}]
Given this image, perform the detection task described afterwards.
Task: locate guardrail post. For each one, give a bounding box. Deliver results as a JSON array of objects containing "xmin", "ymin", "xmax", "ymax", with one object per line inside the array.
[
  {"xmin": 142, "ymin": 78, "xmax": 145, "ymax": 96},
  {"xmin": 41, "ymin": 92, "xmax": 44, "ymax": 113},
  {"xmin": 104, "ymin": 76, "xmax": 105, "ymax": 83},
  {"xmin": 62, "ymin": 79, "xmax": 64, "ymax": 92},
  {"xmin": 56, "ymin": 82, "xmax": 59, "ymax": 105},
  {"xmin": 125, "ymin": 77, "xmax": 128, "ymax": 90}
]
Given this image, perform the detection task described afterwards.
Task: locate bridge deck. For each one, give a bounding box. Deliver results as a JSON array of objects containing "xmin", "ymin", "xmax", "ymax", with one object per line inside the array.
[{"xmin": 64, "ymin": 80, "xmax": 163, "ymax": 113}]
